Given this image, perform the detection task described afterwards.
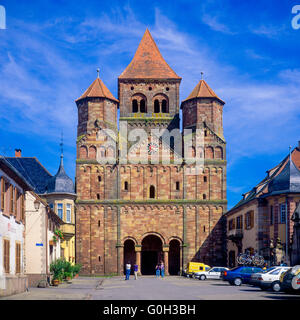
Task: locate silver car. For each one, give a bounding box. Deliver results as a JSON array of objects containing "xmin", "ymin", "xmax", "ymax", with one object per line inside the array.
[{"xmin": 194, "ymin": 267, "xmax": 229, "ymax": 280}]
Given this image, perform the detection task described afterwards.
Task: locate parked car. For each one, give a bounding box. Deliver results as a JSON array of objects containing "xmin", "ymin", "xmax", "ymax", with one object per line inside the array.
[
  {"xmin": 250, "ymin": 266, "xmax": 291, "ymax": 292},
  {"xmin": 222, "ymin": 266, "xmax": 263, "ymax": 286},
  {"xmin": 194, "ymin": 267, "xmax": 229, "ymax": 280},
  {"xmin": 185, "ymin": 262, "xmax": 211, "ymax": 278},
  {"xmin": 280, "ymin": 265, "xmax": 300, "ymax": 293}
]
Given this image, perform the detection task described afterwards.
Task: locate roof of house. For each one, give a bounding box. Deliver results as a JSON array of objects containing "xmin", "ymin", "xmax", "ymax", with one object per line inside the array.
[
  {"xmin": 76, "ymin": 76, "xmax": 119, "ymax": 103},
  {"xmin": 119, "ymin": 28, "xmax": 181, "ymax": 80},
  {"xmin": 5, "ymin": 157, "xmax": 52, "ymax": 194},
  {"xmin": 181, "ymin": 79, "xmax": 225, "ymax": 105},
  {"xmin": 5, "ymin": 155, "xmax": 75, "ymax": 195},
  {"xmin": 227, "ymin": 146, "xmax": 300, "ymax": 214},
  {"xmin": 0, "ymin": 156, "xmax": 34, "ymax": 191}
]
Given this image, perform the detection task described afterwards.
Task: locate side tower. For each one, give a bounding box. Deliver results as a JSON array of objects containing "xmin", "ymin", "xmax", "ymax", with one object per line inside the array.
[
  {"xmin": 75, "ymin": 74, "xmax": 119, "ymax": 274},
  {"xmin": 181, "ymin": 79, "xmax": 227, "ymax": 265}
]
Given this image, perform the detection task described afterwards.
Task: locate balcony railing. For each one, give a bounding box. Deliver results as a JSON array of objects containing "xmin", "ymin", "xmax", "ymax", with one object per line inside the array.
[{"xmin": 228, "ymin": 228, "xmax": 243, "ymax": 239}]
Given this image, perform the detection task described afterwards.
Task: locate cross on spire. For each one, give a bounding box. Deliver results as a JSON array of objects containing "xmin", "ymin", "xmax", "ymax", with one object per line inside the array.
[{"xmin": 60, "ymin": 131, "xmax": 64, "ymax": 157}]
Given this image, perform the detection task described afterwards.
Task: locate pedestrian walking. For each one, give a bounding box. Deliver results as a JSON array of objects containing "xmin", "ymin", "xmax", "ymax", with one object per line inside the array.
[
  {"xmin": 134, "ymin": 263, "xmax": 138, "ymax": 280},
  {"xmin": 125, "ymin": 262, "xmax": 131, "ymax": 280},
  {"xmin": 160, "ymin": 262, "xmax": 165, "ymax": 278},
  {"xmin": 155, "ymin": 264, "xmax": 160, "ymax": 278}
]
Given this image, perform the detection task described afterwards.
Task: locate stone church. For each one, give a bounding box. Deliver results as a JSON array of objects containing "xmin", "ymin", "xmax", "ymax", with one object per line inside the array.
[{"xmin": 75, "ymin": 29, "xmax": 227, "ymax": 275}]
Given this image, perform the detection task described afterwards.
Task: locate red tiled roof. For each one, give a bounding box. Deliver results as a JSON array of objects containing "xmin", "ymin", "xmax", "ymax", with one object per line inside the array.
[
  {"xmin": 182, "ymin": 80, "xmax": 224, "ymax": 104},
  {"xmin": 119, "ymin": 29, "xmax": 181, "ymax": 80},
  {"xmin": 76, "ymin": 77, "xmax": 118, "ymax": 103}
]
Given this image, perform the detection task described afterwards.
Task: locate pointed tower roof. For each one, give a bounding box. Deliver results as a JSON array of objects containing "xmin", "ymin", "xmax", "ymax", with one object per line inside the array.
[
  {"xmin": 182, "ymin": 79, "xmax": 225, "ymax": 105},
  {"xmin": 76, "ymin": 76, "xmax": 118, "ymax": 103},
  {"xmin": 119, "ymin": 29, "xmax": 181, "ymax": 80},
  {"xmin": 46, "ymin": 154, "xmax": 75, "ymax": 195}
]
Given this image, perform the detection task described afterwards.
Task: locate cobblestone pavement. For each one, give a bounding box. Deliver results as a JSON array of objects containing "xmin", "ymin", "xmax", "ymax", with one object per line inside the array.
[{"xmin": 1, "ymin": 276, "xmax": 300, "ymax": 300}]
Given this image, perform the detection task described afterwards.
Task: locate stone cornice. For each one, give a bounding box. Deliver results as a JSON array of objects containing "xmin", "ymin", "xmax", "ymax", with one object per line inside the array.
[{"xmin": 76, "ymin": 199, "xmax": 227, "ymax": 205}]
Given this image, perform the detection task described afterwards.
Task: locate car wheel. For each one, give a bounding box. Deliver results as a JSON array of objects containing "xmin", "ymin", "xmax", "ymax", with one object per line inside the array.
[
  {"xmin": 234, "ymin": 278, "xmax": 242, "ymax": 286},
  {"xmin": 272, "ymin": 281, "xmax": 281, "ymax": 292},
  {"xmin": 200, "ymin": 275, "xmax": 206, "ymax": 281}
]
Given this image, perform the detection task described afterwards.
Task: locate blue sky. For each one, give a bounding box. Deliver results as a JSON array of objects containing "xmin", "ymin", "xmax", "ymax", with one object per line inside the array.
[{"xmin": 0, "ymin": 0, "xmax": 299, "ymax": 209}]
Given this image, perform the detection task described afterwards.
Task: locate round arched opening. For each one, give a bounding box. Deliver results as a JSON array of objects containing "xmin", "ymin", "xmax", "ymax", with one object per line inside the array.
[
  {"xmin": 141, "ymin": 235, "xmax": 163, "ymax": 275},
  {"xmin": 169, "ymin": 239, "xmax": 181, "ymax": 275},
  {"xmin": 123, "ymin": 239, "xmax": 136, "ymax": 275}
]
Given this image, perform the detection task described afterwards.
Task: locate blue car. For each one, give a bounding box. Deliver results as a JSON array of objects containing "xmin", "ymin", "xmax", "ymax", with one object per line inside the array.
[{"xmin": 222, "ymin": 266, "xmax": 263, "ymax": 286}]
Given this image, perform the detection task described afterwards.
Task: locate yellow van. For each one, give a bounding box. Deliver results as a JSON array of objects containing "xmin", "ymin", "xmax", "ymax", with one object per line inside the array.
[{"xmin": 186, "ymin": 262, "xmax": 211, "ymax": 277}]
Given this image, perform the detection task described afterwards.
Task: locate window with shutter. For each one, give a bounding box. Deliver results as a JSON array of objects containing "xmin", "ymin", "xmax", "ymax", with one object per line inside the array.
[
  {"xmin": 15, "ymin": 243, "xmax": 21, "ymax": 274},
  {"xmin": 10, "ymin": 185, "xmax": 14, "ymax": 214},
  {"xmin": 250, "ymin": 211, "xmax": 254, "ymax": 228},
  {"xmin": 21, "ymin": 194, "xmax": 25, "ymax": 221},
  {"xmin": 4, "ymin": 239, "xmax": 10, "ymax": 274},
  {"xmin": 13, "ymin": 187, "xmax": 17, "ymax": 216},
  {"xmin": 0, "ymin": 178, "xmax": 4, "ymax": 211}
]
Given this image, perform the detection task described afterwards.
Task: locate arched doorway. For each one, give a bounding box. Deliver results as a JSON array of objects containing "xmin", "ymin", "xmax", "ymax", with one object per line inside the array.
[
  {"xmin": 124, "ymin": 239, "xmax": 136, "ymax": 275},
  {"xmin": 141, "ymin": 235, "xmax": 163, "ymax": 275},
  {"xmin": 169, "ymin": 239, "xmax": 180, "ymax": 275}
]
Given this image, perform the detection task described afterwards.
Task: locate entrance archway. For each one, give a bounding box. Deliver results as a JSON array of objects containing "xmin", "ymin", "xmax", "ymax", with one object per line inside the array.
[
  {"xmin": 169, "ymin": 239, "xmax": 180, "ymax": 275},
  {"xmin": 141, "ymin": 235, "xmax": 163, "ymax": 275},
  {"xmin": 124, "ymin": 239, "xmax": 136, "ymax": 275}
]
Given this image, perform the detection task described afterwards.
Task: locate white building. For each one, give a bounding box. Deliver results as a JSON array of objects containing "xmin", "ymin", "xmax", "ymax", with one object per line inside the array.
[
  {"xmin": 25, "ymin": 191, "xmax": 63, "ymax": 287},
  {"xmin": 0, "ymin": 157, "xmax": 32, "ymax": 297}
]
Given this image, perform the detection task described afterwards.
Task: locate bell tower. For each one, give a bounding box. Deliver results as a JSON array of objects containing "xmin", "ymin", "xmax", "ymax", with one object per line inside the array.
[{"xmin": 118, "ymin": 29, "xmax": 181, "ymax": 135}]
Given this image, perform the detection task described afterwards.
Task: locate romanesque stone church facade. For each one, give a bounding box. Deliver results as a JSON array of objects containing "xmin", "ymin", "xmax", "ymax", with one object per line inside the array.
[{"xmin": 75, "ymin": 29, "xmax": 227, "ymax": 275}]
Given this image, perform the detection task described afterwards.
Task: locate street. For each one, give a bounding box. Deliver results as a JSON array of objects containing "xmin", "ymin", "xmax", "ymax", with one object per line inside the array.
[{"xmin": 1, "ymin": 276, "xmax": 300, "ymax": 300}]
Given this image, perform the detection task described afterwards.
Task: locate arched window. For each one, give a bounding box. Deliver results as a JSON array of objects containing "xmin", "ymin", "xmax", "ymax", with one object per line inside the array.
[
  {"xmin": 203, "ymin": 194, "xmax": 206, "ymax": 200},
  {"xmin": 79, "ymin": 146, "xmax": 88, "ymax": 159},
  {"xmin": 161, "ymin": 99, "xmax": 168, "ymax": 113},
  {"xmin": 150, "ymin": 185, "xmax": 155, "ymax": 199},
  {"xmin": 89, "ymin": 146, "xmax": 97, "ymax": 159},
  {"xmin": 132, "ymin": 99, "xmax": 138, "ymax": 113},
  {"xmin": 205, "ymin": 146, "xmax": 214, "ymax": 159},
  {"xmin": 140, "ymin": 99, "xmax": 146, "ymax": 113},
  {"xmin": 215, "ymin": 146, "xmax": 223, "ymax": 160},
  {"xmin": 154, "ymin": 100, "xmax": 160, "ymax": 113},
  {"xmin": 176, "ymin": 181, "xmax": 180, "ymax": 191}
]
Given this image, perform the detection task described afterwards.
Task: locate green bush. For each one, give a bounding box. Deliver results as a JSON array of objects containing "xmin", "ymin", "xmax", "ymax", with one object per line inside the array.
[
  {"xmin": 72, "ymin": 263, "xmax": 82, "ymax": 275},
  {"xmin": 50, "ymin": 258, "xmax": 65, "ymax": 281}
]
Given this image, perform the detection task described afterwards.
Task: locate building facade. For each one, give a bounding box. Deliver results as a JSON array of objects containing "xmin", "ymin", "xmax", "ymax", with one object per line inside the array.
[
  {"xmin": 0, "ymin": 157, "xmax": 31, "ymax": 297},
  {"xmin": 75, "ymin": 29, "xmax": 227, "ymax": 275},
  {"xmin": 6, "ymin": 149, "xmax": 76, "ymax": 267},
  {"xmin": 24, "ymin": 191, "xmax": 63, "ymax": 287},
  {"xmin": 225, "ymin": 143, "xmax": 300, "ymax": 267}
]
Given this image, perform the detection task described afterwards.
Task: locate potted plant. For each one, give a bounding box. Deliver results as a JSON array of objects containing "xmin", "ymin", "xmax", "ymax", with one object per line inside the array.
[
  {"xmin": 63, "ymin": 260, "xmax": 73, "ymax": 281},
  {"xmin": 50, "ymin": 258, "xmax": 65, "ymax": 286},
  {"xmin": 52, "ymin": 229, "xmax": 64, "ymax": 244},
  {"xmin": 72, "ymin": 263, "xmax": 82, "ymax": 278}
]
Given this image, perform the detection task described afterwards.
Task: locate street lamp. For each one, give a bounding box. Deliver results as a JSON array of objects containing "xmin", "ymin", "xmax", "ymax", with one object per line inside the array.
[{"xmin": 34, "ymin": 200, "xmax": 40, "ymax": 211}]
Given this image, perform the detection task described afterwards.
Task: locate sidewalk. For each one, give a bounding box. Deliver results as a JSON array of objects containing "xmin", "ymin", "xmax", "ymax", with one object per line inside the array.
[{"xmin": 0, "ymin": 277, "xmax": 101, "ymax": 300}]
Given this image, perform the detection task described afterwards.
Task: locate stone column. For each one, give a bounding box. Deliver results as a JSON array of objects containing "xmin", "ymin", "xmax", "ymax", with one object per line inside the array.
[
  {"xmin": 163, "ymin": 246, "xmax": 169, "ymax": 276},
  {"xmin": 180, "ymin": 244, "xmax": 183, "ymax": 275},
  {"xmin": 116, "ymin": 244, "xmax": 124, "ymax": 275},
  {"xmin": 135, "ymin": 245, "xmax": 142, "ymax": 275}
]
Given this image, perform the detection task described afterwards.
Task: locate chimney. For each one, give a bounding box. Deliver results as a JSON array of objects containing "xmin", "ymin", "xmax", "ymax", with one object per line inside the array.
[{"xmin": 15, "ymin": 149, "xmax": 22, "ymax": 158}]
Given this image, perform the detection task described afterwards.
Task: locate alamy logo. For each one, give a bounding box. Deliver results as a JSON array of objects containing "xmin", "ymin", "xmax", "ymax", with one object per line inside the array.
[
  {"xmin": 292, "ymin": 5, "xmax": 300, "ymax": 30},
  {"xmin": 0, "ymin": 5, "xmax": 6, "ymax": 29}
]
